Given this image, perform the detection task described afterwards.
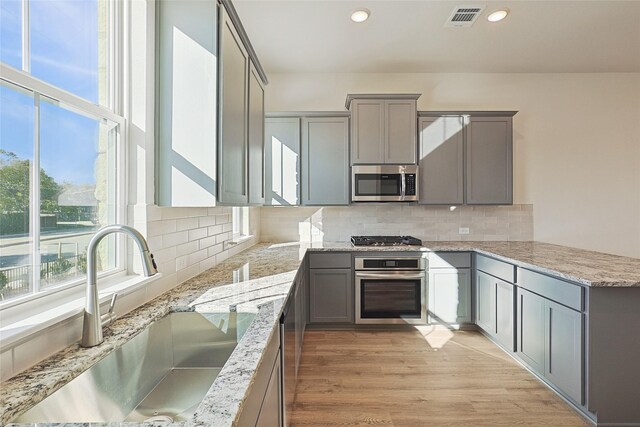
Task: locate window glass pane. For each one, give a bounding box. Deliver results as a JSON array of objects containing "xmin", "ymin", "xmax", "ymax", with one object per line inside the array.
[
  {"xmin": 39, "ymin": 97, "xmax": 118, "ymax": 289},
  {"xmin": 0, "ymin": 0, "xmax": 22, "ymax": 69},
  {"xmin": 30, "ymin": 0, "xmax": 108, "ymax": 105},
  {"xmin": 0, "ymin": 82, "xmax": 34, "ymax": 301}
]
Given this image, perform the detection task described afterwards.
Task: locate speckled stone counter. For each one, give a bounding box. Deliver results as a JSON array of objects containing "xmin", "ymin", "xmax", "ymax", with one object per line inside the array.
[{"xmin": 2, "ymin": 240, "xmax": 639, "ymax": 426}]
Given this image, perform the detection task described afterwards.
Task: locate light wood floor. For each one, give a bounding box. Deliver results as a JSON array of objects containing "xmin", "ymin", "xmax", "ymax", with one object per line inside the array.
[{"xmin": 291, "ymin": 328, "xmax": 589, "ymax": 426}]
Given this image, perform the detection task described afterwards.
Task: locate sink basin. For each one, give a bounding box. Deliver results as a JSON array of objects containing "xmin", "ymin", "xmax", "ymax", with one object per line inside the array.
[{"xmin": 12, "ymin": 312, "xmax": 256, "ymax": 423}]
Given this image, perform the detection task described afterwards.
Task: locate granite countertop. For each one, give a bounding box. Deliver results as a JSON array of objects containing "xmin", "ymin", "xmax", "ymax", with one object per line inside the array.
[{"xmin": 1, "ymin": 240, "xmax": 639, "ymax": 426}]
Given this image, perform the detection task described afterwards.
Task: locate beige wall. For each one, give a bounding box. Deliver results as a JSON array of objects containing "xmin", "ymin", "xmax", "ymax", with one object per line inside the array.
[{"xmin": 264, "ymin": 73, "xmax": 640, "ymax": 258}]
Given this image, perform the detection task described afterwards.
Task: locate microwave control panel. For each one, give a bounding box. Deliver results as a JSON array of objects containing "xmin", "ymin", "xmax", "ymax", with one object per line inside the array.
[{"xmin": 405, "ymin": 174, "xmax": 416, "ymax": 196}]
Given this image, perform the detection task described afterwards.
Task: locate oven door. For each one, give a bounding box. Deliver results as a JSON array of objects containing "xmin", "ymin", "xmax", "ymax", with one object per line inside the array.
[
  {"xmin": 355, "ymin": 271, "xmax": 427, "ymax": 324},
  {"xmin": 352, "ymin": 172, "xmax": 404, "ymax": 201}
]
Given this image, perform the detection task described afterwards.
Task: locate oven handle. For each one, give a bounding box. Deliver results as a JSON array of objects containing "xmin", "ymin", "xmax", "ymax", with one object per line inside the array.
[{"xmin": 356, "ymin": 272, "xmax": 425, "ymax": 280}]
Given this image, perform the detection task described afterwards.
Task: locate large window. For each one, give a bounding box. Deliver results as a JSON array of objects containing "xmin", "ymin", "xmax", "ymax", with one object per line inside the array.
[{"xmin": 0, "ymin": 0, "xmax": 123, "ymax": 305}]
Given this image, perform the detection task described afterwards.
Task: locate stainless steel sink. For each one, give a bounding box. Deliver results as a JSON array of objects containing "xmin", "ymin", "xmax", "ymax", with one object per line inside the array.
[{"xmin": 12, "ymin": 312, "xmax": 256, "ymax": 423}]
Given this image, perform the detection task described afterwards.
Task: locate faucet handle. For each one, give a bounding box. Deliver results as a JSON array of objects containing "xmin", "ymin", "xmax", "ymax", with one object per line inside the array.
[{"xmin": 101, "ymin": 293, "xmax": 118, "ymax": 327}]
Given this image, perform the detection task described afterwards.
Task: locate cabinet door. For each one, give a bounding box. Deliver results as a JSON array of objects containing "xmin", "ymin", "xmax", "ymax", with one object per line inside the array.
[
  {"xmin": 418, "ymin": 116, "xmax": 464, "ymax": 205},
  {"xmin": 465, "ymin": 116, "xmax": 513, "ymax": 204},
  {"xmin": 256, "ymin": 352, "xmax": 281, "ymax": 427},
  {"xmin": 495, "ymin": 279, "xmax": 515, "ymax": 350},
  {"xmin": 156, "ymin": 0, "xmax": 218, "ymax": 207},
  {"xmin": 546, "ymin": 301, "xmax": 583, "ymax": 404},
  {"xmin": 264, "ymin": 118, "xmax": 300, "ymax": 205},
  {"xmin": 301, "ymin": 117, "xmax": 349, "ymax": 205},
  {"xmin": 351, "ymin": 99, "xmax": 385, "ymax": 164},
  {"xmin": 294, "ymin": 279, "xmax": 304, "ymax": 376},
  {"xmin": 309, "ymin": 269, "xmax": 353, "ymax": 324},
  {"xmin": 218, "ymin": 8, "xmax": 249, "ymax": 205},
  {"xmin": 475, "ymin": 271, "xmax": 495, "ymax": 334},
  {"xmin": 385, "ymin": 100, "xmax": 417, "ymax": 164},
  {"xmin": 517, "ymin": 288, "xmax": 546, "ymax": 374},
  {"xmin": 248, "ymin": 62, "xmax": 265, "ymax": 205},
  {"xmin": 428, "ymin": 268, "xmax": 471, "ymax": 324}
]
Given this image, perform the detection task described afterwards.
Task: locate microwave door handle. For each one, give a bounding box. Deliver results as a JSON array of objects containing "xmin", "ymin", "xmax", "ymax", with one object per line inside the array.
[{"xmin": 400, "ymin": 172, "xmax": 406, "ymax": 200}]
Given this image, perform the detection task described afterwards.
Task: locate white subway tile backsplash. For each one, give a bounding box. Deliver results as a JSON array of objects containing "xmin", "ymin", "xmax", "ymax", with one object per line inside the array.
[
  {"xmin": 188, "ymin": 227, "xmax": 208, "ymax": 241},
  {"xmin": 176, "ymin": 217, "xmax": 199, "ymax": 232},
  {"xmin": 261, "ymin": 205, "xmax": 533, "ymax": 243}
]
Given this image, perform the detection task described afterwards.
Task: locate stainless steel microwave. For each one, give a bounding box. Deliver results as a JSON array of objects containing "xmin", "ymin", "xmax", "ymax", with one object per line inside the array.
[{"xmin": 351, "ymin": 165, "xmax": 418, "ymax": 202}]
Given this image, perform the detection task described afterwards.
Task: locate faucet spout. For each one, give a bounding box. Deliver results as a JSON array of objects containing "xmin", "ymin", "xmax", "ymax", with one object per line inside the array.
[{"xmin": 81, "ymin": 225, "xmax": 158, "ymax": 347}]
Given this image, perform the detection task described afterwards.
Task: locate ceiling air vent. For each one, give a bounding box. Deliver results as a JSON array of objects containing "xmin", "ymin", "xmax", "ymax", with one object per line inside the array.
[{"xmin": 445, "ymin": 5, "xmax": 485, "ymax": 28}]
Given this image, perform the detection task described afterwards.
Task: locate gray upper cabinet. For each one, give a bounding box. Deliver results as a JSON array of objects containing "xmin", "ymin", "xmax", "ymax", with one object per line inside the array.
[
  {"xmin": 264, "ymin": 117, "xmax": 300, "ymax": 206},
  {"xmin": 465, "ymin": 116, "xmax": 513, "ymax": 205},
  {"xmin": 418, "ymin": 116, "xmax": 464, "ymax": 205},
  {"xmin": 248, "ymin": 63, "xmax": 265, "ymax": 205},
  {"xmin": 348, "ymin": 94, "xmax": 420, "ymax": 165},
  {"xmin": 301, "ymin": 116, "xmax": 350, "ymax": 206},
  {"xmin": 385, "ymin": 100, "xmax": 417, "ymax": 164},
  {"xmin": 156, "ymin": 0, "xmax": 218, "ymax": 207},
  {"xmin": 218, "ymin": 7, "xmax": 249, "ymax": 205},
  {"xmin": 350, "ymin": 99, "xmax": 385, "ymax": 164}
]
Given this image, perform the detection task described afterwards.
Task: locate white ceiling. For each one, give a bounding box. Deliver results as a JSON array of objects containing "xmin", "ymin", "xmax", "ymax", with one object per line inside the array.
[{"xmin": 233, "ymin": 0, "xmax": 640, "ymax": 74}]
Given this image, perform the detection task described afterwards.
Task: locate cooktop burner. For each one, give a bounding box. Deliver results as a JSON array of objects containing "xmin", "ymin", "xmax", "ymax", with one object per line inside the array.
[{"xmin": 351, "ymin": 235, "xmax": 423, "ymax": 247}]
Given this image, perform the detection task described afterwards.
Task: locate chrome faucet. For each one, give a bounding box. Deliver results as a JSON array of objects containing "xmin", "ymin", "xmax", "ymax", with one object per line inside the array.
[{"xmin": 81, "ymin": 225, "xmax": 158, "ymax": 347}]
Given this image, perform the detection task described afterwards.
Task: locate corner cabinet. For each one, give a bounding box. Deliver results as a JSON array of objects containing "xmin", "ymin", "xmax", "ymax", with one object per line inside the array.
[
  {"xmin": 301, "ymin": 116, "xmax": 350, "ymax": 206},
  {"xmin": 348, "ymin": 94, "xmax": 420, "ymax": 165},
  {"xmin": 418, "ymin": 112, "xmax": 516, "ymax": 205}
]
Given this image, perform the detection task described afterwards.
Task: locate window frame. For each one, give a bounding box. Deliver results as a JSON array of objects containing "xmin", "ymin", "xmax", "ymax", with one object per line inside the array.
[
  {"xmin": 232, "ymin": 206, "xmax": 250, "ymax": 241},
  {"xmin": 0, "ymin": 0, "xmax": 126, "ymax": 310}
]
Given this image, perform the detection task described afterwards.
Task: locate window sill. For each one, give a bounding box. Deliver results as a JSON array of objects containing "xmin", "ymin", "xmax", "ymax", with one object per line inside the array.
[{"xmin": 0, "ymin": 273, "xmax": 162, "ymax": 350}]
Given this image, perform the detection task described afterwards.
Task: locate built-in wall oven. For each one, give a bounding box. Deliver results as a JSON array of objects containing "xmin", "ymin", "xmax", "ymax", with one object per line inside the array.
[
  {"xmin": 351, "ymin": 165, "xmax": 418, "ymax": 202},
  {"xmin": 354, "ymin": 255, "xmax": 427, "ymax": 324}
]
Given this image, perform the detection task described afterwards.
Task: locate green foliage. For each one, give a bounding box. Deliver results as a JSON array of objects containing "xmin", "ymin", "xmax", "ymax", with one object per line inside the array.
[
  {"xmin": 0, "ymin": 149, "xmax": 62, "ymax": 214},
  {"xmin": 40, "ymin": 257, "xmax": 73, "ymax": 280},
  {"xmin": 0, "ymin": 271, "xmax": 7, "ymax": 293},
  {"xmin": 77, "ymin": 253, "xmax": 88, "ymax": 274}
]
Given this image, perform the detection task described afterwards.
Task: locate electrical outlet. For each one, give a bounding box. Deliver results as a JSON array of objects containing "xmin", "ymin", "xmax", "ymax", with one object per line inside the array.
[
  {"xmin": 176, "ymin": 256, "xmax": 187, "ymax": 270},
  {"xmin": 459, "ymin": 227, "xmax": 470, "ymax": 235}
]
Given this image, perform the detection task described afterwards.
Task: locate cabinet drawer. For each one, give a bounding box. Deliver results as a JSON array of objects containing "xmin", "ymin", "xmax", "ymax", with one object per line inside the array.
[
  {"xmin": 429, "ymin": 252, "xmax": 471, "ymax": 269},
  {"xmin": 476, "ymin": 254, "xmax": 515, "ymax": 283},
  {"xmin": 518, "ymin": 268, "xmax": 584, "ymax": 312},
  {"xmin": 308, "ymin": 253, "xmax": 351, "ymax": 269}
]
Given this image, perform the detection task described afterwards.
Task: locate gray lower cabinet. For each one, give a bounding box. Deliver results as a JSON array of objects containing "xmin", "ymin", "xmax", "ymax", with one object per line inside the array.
[
  {"xmin": 264, "ymin": 117, "xmax": 300, "ymax": 206},
  {"xmin": 517, "ymin": 288, "xmax": 546, "ymax": 374},
  {"xmin": 255, "ymin": 351, "xmax": 281, "ymax": 427},
  {"xmin": 517, "ymin": 287, "xmax": 583, "ymax": 405},
  {"xmin": 495, "ymin": 279, "xmax": 514, "ymax": 350},
  {"xmin": 545, "ymin": 300, "xmax": 583, "ymax": 404},
  {"xmin": 248, "ymin": 63, "xmax": 265, "ymax": 205},
  {"xmin": 309, "ymin": 268, "xmax": 353, "ymax": 324},
  {"xmin": 475, "ymin": 270, "xmax": 496, "ymax": 333},
  {"xmin": 301, "ymin": 117, "xmax": 350, "ymax": 205},
  {"xmin": 428, "ymin": 268, "xmax": 471, "ymax": 325},
  {"xmin": 218, "ymin": 7, "xmax": 249, "ymax": 205},
  {"xmin": 418, "ymin": 116, "xmax": 464, "ymax": 205},
  {"xmin": 475, "ymin": 270, "xmax": 515, "ymax": 351},
  {"xmin": 465, "ymin": 116, "xmax": 513, "ymax": 205}
]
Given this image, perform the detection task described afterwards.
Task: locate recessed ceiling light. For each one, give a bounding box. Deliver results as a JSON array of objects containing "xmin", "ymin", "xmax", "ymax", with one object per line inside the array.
[
  {"xmin": 487, "ymin": 8, "xmax": 509, "ymax": 22},
  {"xmin": 351, "ymin": 8, "xmax": 370, "ymax": 23}
]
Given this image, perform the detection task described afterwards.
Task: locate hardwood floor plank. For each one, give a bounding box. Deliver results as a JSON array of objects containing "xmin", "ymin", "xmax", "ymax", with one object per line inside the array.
[{"xmin": 290, "ymin": 328, "xmax": 589, "ymax": 426}]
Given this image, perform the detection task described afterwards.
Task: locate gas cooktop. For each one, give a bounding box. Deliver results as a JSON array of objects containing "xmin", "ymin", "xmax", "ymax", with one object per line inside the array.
[{"xmin": 351, "ymin": 235, "xmax": 423, "ymax": 247}]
